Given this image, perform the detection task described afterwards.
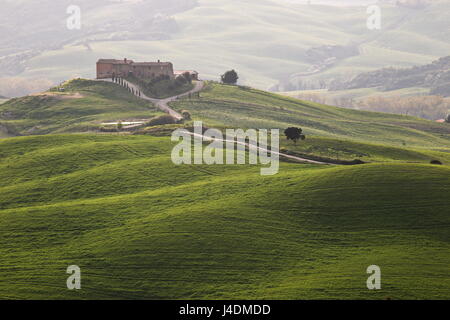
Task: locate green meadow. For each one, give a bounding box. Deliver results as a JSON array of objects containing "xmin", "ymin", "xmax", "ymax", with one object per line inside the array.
[
  {"xmin": 172, "ymin": 82, "xmax": 450, "ymax": 155},
  {"xmin": 0, "ymin": 79, "xmax": 162, "ymax": 135},
  {"xmin": 1, "ymin": 134, "xmax": 449, "ymax": 299},
  {"xmin": 0, "ymin": 79, "xmax": 449, "ymax": 299}
]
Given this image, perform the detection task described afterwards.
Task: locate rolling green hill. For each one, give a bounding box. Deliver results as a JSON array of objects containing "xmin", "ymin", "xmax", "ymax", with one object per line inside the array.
[
  {"xmin": 1, "ymin": 78, "xmax": 450, "ymax": 299},
  {"xmin": 0, "ymin": 134, "xmax": 449, "ymax": 299},
  {"xmin": 329, "ymin": 56, "xmax": 450, "ymax": 96},
  {"xmin": 2, "ymin": 78, "xmax": 450, "ymax": 163},
  {"xmin": 0, "ymin": 95, "xmax": 9, "ymax": 109},
  {"xmin": 0, "ymin": 79, "xmax": 161, "ymax": 135},
  {"xmin": 172, "ymin": 82, "xmax": 450, "ymax": 152}
]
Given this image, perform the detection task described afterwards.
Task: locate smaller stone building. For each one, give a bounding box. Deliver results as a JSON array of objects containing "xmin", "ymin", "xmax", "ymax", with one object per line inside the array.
[{"xmin": 174, "ymin": 70, "xmax": 199, "ymax": 81}]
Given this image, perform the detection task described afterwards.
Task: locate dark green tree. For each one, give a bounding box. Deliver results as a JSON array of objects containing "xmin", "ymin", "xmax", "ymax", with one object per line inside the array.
[
  {"xmin": 181, "ymin": 110, "xmax": 192, "ymax": 120},
  {"xmin": 221, "ymin": 70, "xmax": 239, "ymax": 85},
  {"xmin": 175, "ymin": 75, "xmax": 187, "ymax": 87},
  {"xmin": 284, "ymin": 127, "xmax": 306, "ymax": 144},
  {"xmin": 182, "ymin": 72, "xmax": 192, "ymax": 83}
]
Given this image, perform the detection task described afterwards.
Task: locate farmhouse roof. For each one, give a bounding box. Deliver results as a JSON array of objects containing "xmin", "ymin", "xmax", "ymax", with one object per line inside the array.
[
  {"xmin": 132, "ymin": 62, "xmax": 173, "ymax": 66},
  {"xmin": 97, "ymin": 59, "xmax": 173, "ymax": 67},
  {"xmin": 97, "ymin": 59, "xmax": 134, "ymax": 64}
]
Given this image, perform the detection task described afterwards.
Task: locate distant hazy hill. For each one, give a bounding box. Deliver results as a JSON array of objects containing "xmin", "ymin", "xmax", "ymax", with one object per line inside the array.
[
  {"xmin": 0, "ymin": 0, "xmax": 197, "ymax": 77},
  {"xmin": 330, "ymin": 56, "xmax": 450, "ymax": 96},
  {"xmin": 2, "ymin": 0, "xmax": 450, "ymax": 95}
]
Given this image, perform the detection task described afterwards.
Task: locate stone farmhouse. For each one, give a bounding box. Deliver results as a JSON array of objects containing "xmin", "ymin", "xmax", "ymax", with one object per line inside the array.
[{"xmin": 96, "ymin": 58, "xmax": 198, "ymax": 81}]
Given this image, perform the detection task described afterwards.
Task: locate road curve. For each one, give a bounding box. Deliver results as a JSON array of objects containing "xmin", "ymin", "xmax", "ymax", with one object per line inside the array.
[
  {"xmin": 97, "ymin": 78, "xmax": 330, "ymax": 165},
  {"xmin": 99, "ymin": 78, "xmax": 203, "ymax": 121},
  {"xmin": 188, "ymin": 132, "xmax": 330, "ymax": 165}
]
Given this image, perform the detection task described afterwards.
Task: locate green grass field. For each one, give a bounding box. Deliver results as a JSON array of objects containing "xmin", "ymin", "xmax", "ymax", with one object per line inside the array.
[
  {"xmin": 0, "ymin": 134, "xmax": 449, "ymax": 299},
  {"xmin": 171, "ymin": 82, "xmax": 450, "ymax": 159},
  {"xmin": 1, "ymin": 78, "xmax": 450, "ymax": 299},
  {"xmin": 126, "ymin": 75, "xmax": 195, "ymax": 99},
  {"xmin": 280, "ymin": 136, "xmax": 450, "ymax": 165},
  {"xmin": 281, "ymin": 87, "xmax": 432, "ymax": 104},
  {"xmin": 0, "ymin": 79, "xmax": 162, "ymax": 135}
]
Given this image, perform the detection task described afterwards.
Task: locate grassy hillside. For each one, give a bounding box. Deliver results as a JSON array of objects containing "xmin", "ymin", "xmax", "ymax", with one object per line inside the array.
[
  {"xmin": 281, "ymin": 87, "xmax": 431, "ymax": 101},
  {"xmin": 0, "ymin": 79, "xmax": 161, "ymax": 135},
  {"xmin": 0, "ymin": 134, "xmax": 449, "ymax": 299},
  {"xmin": 279, "ymin": 136, "xmax": 450, "ymax": 165},
  {"xmin": 126, "ymin": 74, "xmax": 194, "ymax": 99},
  {"xmin": 329, "ymin": 56, "xmax": 450, "ymax": 96},
  {"xmin": 1, "ymin": 78, "xmax": 449, "ymax": 300},
  {"xmin": 5, "ymin": 79, "xmax": 450, "ymax": 164},
  {"xmin": 172, "ymin": 82, "xmax": 450, "ymax": 150},
  {"xmin": 0, "ymin": 95, "xmax": 9, "ymax": 109}
]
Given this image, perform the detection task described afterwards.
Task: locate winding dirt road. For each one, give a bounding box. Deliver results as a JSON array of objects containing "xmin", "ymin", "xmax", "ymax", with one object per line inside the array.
[
  {"xmin": 98, "ymin": 78, "xmax": 330, "ymax": 165},
  {"xmin": 189, "ymin": 132, "xmax": 329, "ymax": 165},
  {"xmin": 101, "ymin": 78, "xmax": 203, "ymax": 121}
]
